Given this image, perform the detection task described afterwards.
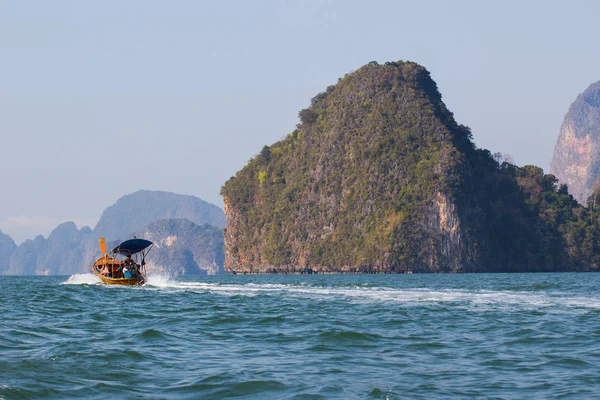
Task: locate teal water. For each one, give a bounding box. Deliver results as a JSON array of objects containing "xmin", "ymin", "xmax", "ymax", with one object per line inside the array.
[{"xmin": 1, "ymin": 273, "xmax": 600, "ymax": 399}]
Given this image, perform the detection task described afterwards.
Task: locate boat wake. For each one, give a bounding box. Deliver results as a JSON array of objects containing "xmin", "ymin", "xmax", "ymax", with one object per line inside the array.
[
  {"xmin": 140, "ymin": 279, "xmax": 600, "ymax": 311},
  {"xmin": 63, "ymin": 274, "xmax": 102, "ymax": 285},
  {"xmin": 144, "ymin": 273, "xmax": 177, "ymax": 288}
]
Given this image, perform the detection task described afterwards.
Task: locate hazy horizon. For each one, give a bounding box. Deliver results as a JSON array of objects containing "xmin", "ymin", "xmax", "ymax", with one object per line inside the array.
[{"xmin": 2, "ymin": 0, "xmax": 600, "ymax": 243}]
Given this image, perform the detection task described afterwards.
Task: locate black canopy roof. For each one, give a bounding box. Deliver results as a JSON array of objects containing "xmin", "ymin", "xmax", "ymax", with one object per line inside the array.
[{"xmin": 111, "ymin": 238, "xmax": 153, "ymax": 256}]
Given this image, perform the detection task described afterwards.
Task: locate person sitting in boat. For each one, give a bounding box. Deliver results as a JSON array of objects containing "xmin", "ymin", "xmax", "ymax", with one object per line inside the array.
[
  {"xmin": 124, "ymin": 255, "xmax": 136, "ymax": 267},
  {"xmin": 100, "ymin": 265, "xmax": 110, "ymax": 277},
  {"xmin": 122, "ymin": 255, "xmax": 138, "ymax": 278}
]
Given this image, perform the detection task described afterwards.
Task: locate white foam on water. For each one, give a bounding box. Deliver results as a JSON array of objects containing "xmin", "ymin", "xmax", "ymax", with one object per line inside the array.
[
  {"xmin": 137, "ymin": 279, "xmax": 600, "ymax": 310},
  {"xmin": 144, "ymin": 273, "xmax": 178, "ymax": 288},
  {"xmin": 63, "ymin": 273, "xmax": 102, "ymax": 285}
]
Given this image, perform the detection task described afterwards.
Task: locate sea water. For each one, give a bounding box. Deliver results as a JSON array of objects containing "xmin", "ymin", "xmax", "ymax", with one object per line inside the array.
[{"xmin": 1, "ymin": 273, "xmax": 600, "ymax": 399}]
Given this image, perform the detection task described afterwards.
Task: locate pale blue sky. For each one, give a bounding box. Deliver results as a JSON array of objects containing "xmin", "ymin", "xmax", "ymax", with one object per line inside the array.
[{"xmin": 1, "ymin": 0, "xmax": 599, "ymax": 242}]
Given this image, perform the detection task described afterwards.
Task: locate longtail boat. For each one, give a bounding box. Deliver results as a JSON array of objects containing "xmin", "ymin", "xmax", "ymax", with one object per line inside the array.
[{"xmin": 91, "ymin": 237, "xmax": 153, "ymax": 286}]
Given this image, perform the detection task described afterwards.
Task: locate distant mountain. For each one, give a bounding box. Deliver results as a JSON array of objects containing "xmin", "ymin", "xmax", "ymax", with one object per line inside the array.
[
  {"xmin": 7, "ymin": 222, "xmax": 92, "ymax": 275},
  {"xmin": 94, "ymin": 190, "xmax": 225, "ymax": 240},
  {"xmin": 550, "ymin": 81, "xmax": 600, "ymax": 204},
  {"xmin": 0, "ymin": 231, "xmax": 16, "ymax": 273},
  {"xmin": 136, "ymin": 219, "xmax": 224, "ymax": 275},
  {"xmin": 4, "ymin": 191, "xmax": 226, "ymax": 275}
]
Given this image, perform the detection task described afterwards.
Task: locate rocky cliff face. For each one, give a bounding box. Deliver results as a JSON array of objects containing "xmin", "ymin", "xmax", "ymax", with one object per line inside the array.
[{"xmin": 550, "ymin": 81, "xmax": 600, "ymax": 204}]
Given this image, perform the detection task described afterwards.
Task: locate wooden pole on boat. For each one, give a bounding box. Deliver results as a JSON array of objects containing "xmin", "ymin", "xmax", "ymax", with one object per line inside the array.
[
  {"xmin": 97, "ymin": 238, "xmax": 107, "ymax": 276},
  {"xmin": 99, "ymin": 238, "xmax": 106, "ymax": 255}
]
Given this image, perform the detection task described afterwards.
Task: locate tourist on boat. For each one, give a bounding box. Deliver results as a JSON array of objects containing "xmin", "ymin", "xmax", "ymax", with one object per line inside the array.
[
  {"xmin": 121, "ymin": 255, "xmax": 138, "ymax": 278},
  {"xmin": 124, "ymin": 255, "xmax": 136, "ymax": 267},
  {"xmin": 100, "ymin": 265, "xmax": 110, "ymax": 276}
]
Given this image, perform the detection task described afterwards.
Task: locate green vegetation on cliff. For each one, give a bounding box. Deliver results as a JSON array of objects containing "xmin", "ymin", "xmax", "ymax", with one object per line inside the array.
[{"xmin": 221, "ymin": 60, "xmax": 600, "ymax": 273}]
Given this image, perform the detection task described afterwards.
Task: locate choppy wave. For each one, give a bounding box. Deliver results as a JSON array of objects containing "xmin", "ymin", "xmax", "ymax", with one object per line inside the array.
[{"xmin": 18, "ymin": 273, "xmax": 594, "ymax": 398}]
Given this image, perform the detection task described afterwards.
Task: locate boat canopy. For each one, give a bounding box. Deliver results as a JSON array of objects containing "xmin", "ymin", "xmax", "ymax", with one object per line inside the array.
[{"xmin": 111, "ymin": 239, "xmax": 153, "ymax": 256}]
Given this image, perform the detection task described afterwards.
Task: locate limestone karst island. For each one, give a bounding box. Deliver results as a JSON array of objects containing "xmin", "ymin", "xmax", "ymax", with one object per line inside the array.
[{"xmin": 221, "ymin": 61, "xmax": 600, "ymax": 274}]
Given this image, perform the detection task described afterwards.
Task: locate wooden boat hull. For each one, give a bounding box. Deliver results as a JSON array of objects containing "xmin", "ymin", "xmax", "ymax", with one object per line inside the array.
[
  {"xmin": 92, "ymin": 268, "xmax": 145, "ymax": 286},
  {"xmin": 92, "ymin": 255, "xmax": 145, "ymax": 286}
]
